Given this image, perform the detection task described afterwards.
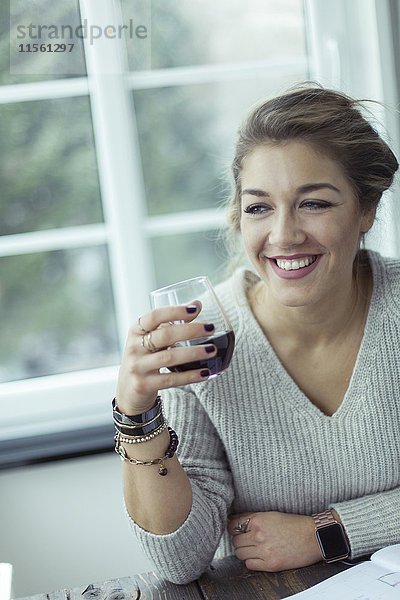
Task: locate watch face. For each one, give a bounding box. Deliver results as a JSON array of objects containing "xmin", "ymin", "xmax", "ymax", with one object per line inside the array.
[{"xmin": 316, "ymin": 523, "xmax": 349, "ymax": 560}]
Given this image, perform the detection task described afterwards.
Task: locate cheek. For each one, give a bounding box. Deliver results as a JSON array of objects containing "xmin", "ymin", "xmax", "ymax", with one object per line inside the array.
[
  {"xmin": 240, "ymin": 221, "xmax": 265, "ymax": 255},
  {"xmin": 309, "ymin": 215, "xmax": 360, "ymax": 247}
]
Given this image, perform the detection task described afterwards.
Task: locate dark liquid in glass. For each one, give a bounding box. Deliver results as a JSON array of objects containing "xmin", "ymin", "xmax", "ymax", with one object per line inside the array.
[{"xmin": 168, "ymin": 330, "xmax": 235, "ymax": 376}]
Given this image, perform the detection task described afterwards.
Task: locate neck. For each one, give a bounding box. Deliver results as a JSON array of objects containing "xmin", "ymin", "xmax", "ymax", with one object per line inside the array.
[{"xmin": 251, "ymin": 265, "xmax": 372, "ymax": 348}]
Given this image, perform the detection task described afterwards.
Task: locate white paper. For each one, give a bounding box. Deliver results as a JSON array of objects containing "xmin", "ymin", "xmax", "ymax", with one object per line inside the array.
[
  {"xmin": 284, "ymin": 544, "xmax": 400, "ymax": 600},
  {"xmin": 371, "ymin": 545, "xmax": 400, "ymax": 574}
]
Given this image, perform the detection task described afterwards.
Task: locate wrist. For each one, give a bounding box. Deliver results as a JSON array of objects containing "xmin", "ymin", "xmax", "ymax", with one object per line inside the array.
[
  {"xmin": 115, "ymin": 395, "xmax": 158, "ymax": 417},
  {"xmin": 307, "ymin": 516, "xmax": 325, "ymax": 561},
  {"xmin": 312, "ymin": 509, "xmax": 350, "ymax": 563}
]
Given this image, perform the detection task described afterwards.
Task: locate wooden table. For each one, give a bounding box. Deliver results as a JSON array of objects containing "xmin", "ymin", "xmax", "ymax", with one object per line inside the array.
[{"xmin": 19, "ymin": 556, "xmax": 352, "ymax": 600}]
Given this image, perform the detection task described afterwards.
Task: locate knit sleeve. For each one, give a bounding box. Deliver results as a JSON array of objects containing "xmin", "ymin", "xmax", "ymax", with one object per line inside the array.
[
  {"xmin": 127, "ymin": 384, "xmax": 234, "ymax": 584},
  {"xmin": 330, "ymin": 486, "xmax": 400, "ymax": 558}
]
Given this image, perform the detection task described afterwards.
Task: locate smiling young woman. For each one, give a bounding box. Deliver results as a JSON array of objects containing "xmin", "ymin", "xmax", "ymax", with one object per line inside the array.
[{"xmin": 117, "ymin": 85, "xmax": 400, "ymax": 584}]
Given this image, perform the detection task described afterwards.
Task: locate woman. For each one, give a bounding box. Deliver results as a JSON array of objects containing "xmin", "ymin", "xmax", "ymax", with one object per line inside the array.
[{"xmin": 115, "ymin": 85, "xmax": 400, "ymax": 584}]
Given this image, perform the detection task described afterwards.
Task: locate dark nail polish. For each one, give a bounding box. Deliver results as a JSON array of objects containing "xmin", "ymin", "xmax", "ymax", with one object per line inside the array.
[
  {"xmin": 205, "ymin": 345, "xmax": 216, "ymax": 354},
  {"xmin": 200, "ymin": 369, "xmax": 210, "ymax": 378},
  {"xmin": 186, "ymin": 305, "xmax": 198, "ymax": 314},
  {"xmin": 204, "ymin": 323, "xmax": 215, "ymax": 332}
]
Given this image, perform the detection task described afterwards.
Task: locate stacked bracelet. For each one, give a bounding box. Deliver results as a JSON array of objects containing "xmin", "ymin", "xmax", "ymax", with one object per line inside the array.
[
  {"xmin": 115, "ymin": 427, "xmax": 179, "ymax": 476},
  {"xmin": 112, "ymin": 396, "xmax": 167, "ymax": 443},
  {"xmin": 117, "ymin": 421, "xmax": 169, "ymax": 444}
]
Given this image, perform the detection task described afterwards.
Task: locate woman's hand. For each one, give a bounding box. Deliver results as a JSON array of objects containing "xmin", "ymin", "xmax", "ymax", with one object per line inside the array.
[
  {"xmin": 227, "ymin": 511, "xmax": 322, "ymax": 572},
  {"xmin": 116, "ymin": 301, "xmax": 217, "ymax": 415}
]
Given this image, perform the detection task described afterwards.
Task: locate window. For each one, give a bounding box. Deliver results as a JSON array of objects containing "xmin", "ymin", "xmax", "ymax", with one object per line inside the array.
[{"xmin": 124, "ymin": 0, "xmax": 308, "ymax": 287}]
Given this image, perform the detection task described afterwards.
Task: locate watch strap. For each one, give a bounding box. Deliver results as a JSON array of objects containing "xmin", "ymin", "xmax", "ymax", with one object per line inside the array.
[{"xmin": 312, "ymin": 509, "xmax": 337, "ymax": 528}]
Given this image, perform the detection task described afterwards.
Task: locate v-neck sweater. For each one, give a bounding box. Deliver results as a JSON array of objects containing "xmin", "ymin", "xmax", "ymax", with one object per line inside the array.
[{"xmin": 129, "ymin": 250, "xmax": 400, "ymax": 584}]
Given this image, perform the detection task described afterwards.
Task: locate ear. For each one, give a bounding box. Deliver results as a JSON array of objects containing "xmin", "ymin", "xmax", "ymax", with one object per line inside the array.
[{"xmin": 360, "ymin": 206, "xmax": 376, "ymax": 234}]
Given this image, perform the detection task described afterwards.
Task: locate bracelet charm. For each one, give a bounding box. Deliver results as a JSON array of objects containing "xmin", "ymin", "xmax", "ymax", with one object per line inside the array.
[{"xmin": 114, "ymin": 427, "xmax": 179, "ymax": 476}]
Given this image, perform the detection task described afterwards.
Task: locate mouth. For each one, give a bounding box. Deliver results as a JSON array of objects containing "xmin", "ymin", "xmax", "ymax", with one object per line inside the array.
[
  {"xmin": 272, "ymin": 255, "xmax": 319, "ymax": 272},
  {"xmin": 267, "ymin": 254, "xmax": 322, "ymax": 280}
]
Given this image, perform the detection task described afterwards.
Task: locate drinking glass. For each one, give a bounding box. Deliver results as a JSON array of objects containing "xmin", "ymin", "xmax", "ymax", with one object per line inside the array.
[{"xmin": 150, "ymin": 276, "xmax": 235, "ymax": 378}]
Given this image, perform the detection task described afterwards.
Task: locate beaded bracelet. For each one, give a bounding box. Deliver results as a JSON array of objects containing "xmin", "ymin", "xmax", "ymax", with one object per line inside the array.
[{"xmin": 114, "ymin": 427, "xmax": 179, "ymax": 476}]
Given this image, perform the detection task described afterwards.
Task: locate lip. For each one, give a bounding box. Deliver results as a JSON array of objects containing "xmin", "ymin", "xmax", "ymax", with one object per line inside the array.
[{"xmin": 268, "ymin": 254, "xmax": 322, "ymax": 280}]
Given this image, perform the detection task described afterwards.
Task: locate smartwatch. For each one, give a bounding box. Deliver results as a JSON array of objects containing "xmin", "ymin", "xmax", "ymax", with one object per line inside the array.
[{"xmin": 312, "ymin": 510, "xmax": 350, "ymax": 563}]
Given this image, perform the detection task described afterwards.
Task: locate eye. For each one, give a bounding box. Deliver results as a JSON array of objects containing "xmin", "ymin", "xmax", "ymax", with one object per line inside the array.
[
  {"xmin": 243, "ymin": 204, "xmax": 271, "ymax": 215},
  {"xmin": 301, "ymin": 200, "xmax": 332, "ymax": 210}
]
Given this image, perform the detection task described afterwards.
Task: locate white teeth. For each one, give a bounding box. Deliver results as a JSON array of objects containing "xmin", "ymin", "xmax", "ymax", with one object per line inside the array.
[{"xmin": 275, "ymin": 256, "xmax": 317, "ymax": 271}]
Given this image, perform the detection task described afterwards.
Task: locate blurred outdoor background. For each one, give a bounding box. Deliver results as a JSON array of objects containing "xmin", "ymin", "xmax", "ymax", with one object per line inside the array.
[{"xmin": 0, "ymin": 0, "xmax": 399, "ymax": 596}]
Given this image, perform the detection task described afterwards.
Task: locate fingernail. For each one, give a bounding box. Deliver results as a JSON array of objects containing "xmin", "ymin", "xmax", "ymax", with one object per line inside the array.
[
  {"xmin": 186, "ymin": 305, "xmax": 198, "ymax": 314},
  {"xmin": 204, "ymin": 323, "xmax": 215, "ymax": 332},
  {"xmin": 200, "ymin": 369, "xmax": 210, "ymax": 378},
  {"xmin": 205, "ymin": 345, "xmax": 216, "ymax": 354}
]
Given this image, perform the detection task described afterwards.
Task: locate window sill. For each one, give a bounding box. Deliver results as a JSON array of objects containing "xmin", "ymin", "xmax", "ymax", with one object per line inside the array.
[{"xmin": 0, "ymin": 424, "xmax": 115, "ymax": 470}]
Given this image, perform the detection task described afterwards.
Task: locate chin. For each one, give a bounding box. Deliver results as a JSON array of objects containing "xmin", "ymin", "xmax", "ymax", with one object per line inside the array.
[{"xmin": 269, "ymin": 286, "xmax": 319, "ymax": 308}]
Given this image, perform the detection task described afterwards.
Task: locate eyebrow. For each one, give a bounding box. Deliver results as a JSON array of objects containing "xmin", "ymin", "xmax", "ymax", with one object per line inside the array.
[{"xmin": 241, "ymin": 183, "xmax": 341, "ymax": 197}]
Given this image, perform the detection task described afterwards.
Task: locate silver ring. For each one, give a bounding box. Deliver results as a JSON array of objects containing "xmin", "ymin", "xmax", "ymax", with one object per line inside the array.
[
  {"xmin": 142, "ymin": 331, "xmax": 158, "ymax": 353},
  {"xmin": 233, "ymin": 517, "xmax": 251, "ymax": 534}
]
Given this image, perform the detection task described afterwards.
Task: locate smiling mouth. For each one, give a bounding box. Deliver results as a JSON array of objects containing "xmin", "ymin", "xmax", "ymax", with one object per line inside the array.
[{"xmin": 273, "ymin": 255, "xmax": 319, "ymax": 271}]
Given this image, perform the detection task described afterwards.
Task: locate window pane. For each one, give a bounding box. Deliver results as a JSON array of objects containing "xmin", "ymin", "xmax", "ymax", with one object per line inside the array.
[
  {"xmin": 0, "ymin": 96, "xmax": 103, "ymax": 236},
  {"xmin": 122, "ymin": 0, "xmax": 306, "ymax": 70},
  {"xmin": 3, "ymin": 0, "xmax": 86, "ymax": 83},
  {"xmin": 151, "ymin": 230, "xmax": 228, "ymax": 289},
  {"xmin": 134, "ymin": 74, "xmax": 307, "ymax": 216},
  {"xmin": 0, "ymin": 246, "xmax": 120, "ymax": 383}
]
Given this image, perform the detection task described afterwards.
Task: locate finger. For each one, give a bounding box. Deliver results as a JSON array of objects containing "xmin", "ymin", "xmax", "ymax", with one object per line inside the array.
[
  {"xmin": 232, "ymin": 534, "xmax": 255, "ymax": 549},
  {"xmin": 135, "ymin": 366, "xmax": 212, "ymax": 394},
  {"xmin": 227, "ymin": 514, "xmax": 254, "ymax": 536},
  {"xmin": 231, "ymin": 526, "xmax": 252, "ymax": 538},
  {"xmin": 138, "ymin": 301, "xmax": 202, "ymax": 332},
  {"xmin": 135, "ymin": 343, "xmax": 217, "ymax": 374},
  {"xmin": 146, "ymin": 320, "xmax": 216, "ymax": 351},
  {"xmin": 235, "ymin": 547, "xmax": 260, "ymax": 562},
  {"xmin": 244, "ymin": 558, "xmax": 267, "ymax": 572}
]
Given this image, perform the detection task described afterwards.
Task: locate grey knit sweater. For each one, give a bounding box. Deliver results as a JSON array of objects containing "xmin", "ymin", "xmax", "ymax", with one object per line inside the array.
[{"xmin": 129, "ymin": 250, "xmax": 400, "ymax": 584}]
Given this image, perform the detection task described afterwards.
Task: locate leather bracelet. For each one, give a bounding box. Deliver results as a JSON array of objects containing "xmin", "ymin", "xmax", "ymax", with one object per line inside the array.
[
  {"xmin": 114, "ymin": 414, "xmax": 167, "ymax": 440},
  {"xmin": 112, "ymin": 396, "xmax": 162, "ymax": 426},
  {"xmin": 113, "ymin": 408, "xmax": 162, "ymax": 429}
]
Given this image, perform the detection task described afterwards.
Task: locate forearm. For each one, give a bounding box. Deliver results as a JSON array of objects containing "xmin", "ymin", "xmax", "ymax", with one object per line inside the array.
[{"xmin": 121, "ymin": 428, "xmax": 193, "ymax": 534}]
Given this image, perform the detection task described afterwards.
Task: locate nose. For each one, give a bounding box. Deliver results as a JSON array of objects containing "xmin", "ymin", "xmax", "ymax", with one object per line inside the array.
[{"xmin": 268, "ymin": 209, "xmax": 306, "ymax": 248}]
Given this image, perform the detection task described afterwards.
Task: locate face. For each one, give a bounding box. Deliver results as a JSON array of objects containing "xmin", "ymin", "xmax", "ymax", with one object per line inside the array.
[{"xmin": 240, "ymin": 141, "xmax": 374, "ymax": 308}]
